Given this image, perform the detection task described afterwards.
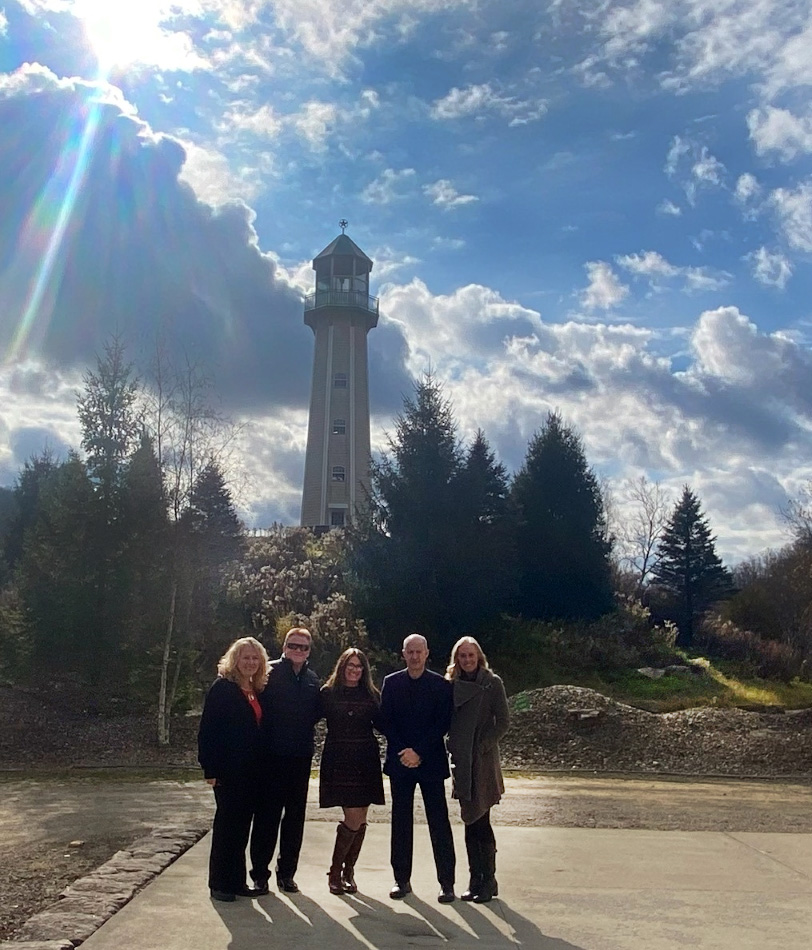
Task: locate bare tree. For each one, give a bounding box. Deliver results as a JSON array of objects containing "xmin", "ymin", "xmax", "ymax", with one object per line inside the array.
[
  {"xmin": 782, "ymin": 482, "xmax": 812, "ymax": 548},
  {"xmin": 614, "ymin": 476, "xmax": 671, "ymax": 596},
  {"xmin": 143, "ymin": 338, "xmax": 246, "ymax": 745}
]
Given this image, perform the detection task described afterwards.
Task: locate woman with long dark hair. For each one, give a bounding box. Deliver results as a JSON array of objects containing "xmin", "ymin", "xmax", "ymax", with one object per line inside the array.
[
  {"xmin": 198, "ymin": 636, "xmax": 269, "ymax": 902},
  {"xmin": 319, "ymin": 647, "xmax": 385, "ymax": 894},
  {"xmin": 445, "ymin": 636, "xmax": 510, "ymax": 903}
]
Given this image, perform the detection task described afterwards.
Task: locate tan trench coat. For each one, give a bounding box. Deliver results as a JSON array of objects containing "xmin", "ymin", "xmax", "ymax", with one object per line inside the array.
[{"xmin": 446, "ymin": 667, "xmax": 510, "ymax": 825}]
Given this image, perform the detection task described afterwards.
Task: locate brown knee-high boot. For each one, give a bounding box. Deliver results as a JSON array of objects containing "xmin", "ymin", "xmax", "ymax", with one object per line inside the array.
[
  {"xmin": 328, "ymin": 822, "xmax": 356, "ymax": 894},
  {"xmin": 341, "ymin": 823, "xmax": 366, "ymax": 893}
]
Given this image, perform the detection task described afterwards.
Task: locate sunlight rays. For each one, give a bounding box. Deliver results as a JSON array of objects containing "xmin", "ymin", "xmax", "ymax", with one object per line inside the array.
[{"xmin": 6, "ymin": 97, "xmax": 103, "ymax": 365}]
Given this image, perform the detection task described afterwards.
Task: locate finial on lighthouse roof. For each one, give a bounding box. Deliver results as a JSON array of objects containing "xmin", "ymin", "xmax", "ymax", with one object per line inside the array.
[{"xmin": 339, "ymin": 218, "xmax": 348, "ymax": 233}]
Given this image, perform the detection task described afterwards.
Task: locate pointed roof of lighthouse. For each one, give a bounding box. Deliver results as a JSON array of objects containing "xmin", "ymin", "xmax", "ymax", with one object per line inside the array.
[{"xmin": 313, "ymin": 232, "xmax": 373, "ymax": 268}]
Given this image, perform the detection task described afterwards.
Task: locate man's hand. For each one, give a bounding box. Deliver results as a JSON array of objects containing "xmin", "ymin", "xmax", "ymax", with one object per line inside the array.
[{"xmin": 399, "ymin": 748, "xmax": 421, "ymax": 768}]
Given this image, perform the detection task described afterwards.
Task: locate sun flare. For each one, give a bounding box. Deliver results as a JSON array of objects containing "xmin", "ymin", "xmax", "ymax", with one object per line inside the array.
[{"xmin": 74, "ymin": 0, "xmax": 198, "ymax": 71}]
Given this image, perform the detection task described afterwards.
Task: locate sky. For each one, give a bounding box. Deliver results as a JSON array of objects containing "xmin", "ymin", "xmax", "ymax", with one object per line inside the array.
[{"xmin": 0, "ymin": 0, "xmax": 811, "ymax": 563}]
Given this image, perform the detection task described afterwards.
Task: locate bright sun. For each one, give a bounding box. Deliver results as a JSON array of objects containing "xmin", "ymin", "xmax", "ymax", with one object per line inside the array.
[{"xmin": 75, "ymin": 0, "xmax": 197, "ymax": 72}]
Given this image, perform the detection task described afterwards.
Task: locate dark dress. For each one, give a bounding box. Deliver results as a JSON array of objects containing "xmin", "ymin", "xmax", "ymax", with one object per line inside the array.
[{"xmin": 319, "ymin": 684, "xmax": 385, "ymax": 808}]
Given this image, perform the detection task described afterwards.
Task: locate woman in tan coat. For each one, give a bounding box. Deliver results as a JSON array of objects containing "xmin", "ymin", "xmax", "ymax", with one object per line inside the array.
[{"xmin": 445, "ymin": 637, "xmax": 510, "ymax": 903}]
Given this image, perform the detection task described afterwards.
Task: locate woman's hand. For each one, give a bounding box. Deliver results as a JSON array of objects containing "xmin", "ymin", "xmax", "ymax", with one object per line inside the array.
[{"xmin": 206, "ymin": 778, "xmax": 218, "ymax": 786}]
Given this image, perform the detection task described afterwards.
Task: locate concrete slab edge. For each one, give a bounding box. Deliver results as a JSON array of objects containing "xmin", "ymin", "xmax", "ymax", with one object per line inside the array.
[{"xmin": 8, "ymin": 824, "xmax": 209, "ymax": 948}]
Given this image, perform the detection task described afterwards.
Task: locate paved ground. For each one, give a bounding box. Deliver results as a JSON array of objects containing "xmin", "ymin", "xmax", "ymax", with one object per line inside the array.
[
  {"xmin": 77, "ymin": 822, "xmax": 812, "ymax": 950},
  {"xmin": 4, "ymin": 770, "xmax": 812, "ymax": 842}
]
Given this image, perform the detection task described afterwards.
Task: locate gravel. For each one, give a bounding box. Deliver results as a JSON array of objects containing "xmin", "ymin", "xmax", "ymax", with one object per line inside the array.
[{"xmin": 500, "ymin": 685, "xmax": 812, "ymax": 777}]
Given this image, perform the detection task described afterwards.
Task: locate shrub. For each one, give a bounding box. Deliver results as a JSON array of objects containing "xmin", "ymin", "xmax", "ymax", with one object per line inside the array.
[
  {"xmin": 696, "ymin": 615, "xmax": 804, "ymax": 682},
  {"xmin": 490, "ymin": 599, "xmax": 679, "ymax": 695}
]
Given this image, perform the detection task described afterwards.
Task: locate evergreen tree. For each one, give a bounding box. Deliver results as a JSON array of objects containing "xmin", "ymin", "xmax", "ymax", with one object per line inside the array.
[
  {"xmin": 77, "ymin": 335, "xmax": 141, "ymax": 515},
  {"xmin": 510, "ymin": 411, "xmax": 613, "ymax": 621},
  {"xmin": 76, "ymin": 337, "xmax": 143, "ymax": 689},
  {"xmin": 120, "ymin": 434, "xmax": 170, "ymax": 693},
  {"xmin": 651, "ymin": 486, "xmax": 732, "ymax": 645},
  {"xmin": 16, "ymin": 453, "xmax": 97, "ymax": 677},
  {"xmin": 5, "ymin": 452, "xmax": 59, "ymax": 574},
  {"xmin": 451, "ymin": 430, "xmax": 517, "ymax": 641},
  {"xmin": 349, "ymin": 374, "xmax": 465, "ymax": 657}
]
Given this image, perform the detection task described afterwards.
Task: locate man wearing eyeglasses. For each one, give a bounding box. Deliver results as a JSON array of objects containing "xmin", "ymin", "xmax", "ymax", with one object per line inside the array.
[{"xmin": 249, "ymin": 627, "xmax": 322, "ymax": 894}]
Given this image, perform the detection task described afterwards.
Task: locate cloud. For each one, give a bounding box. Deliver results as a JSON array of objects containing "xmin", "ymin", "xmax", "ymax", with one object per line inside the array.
[
  {"xmin": 430, "ymin": 82, "xmax": 547, "ymax": 125},
  {"xmin": 220, "ymin": 103, "xmax": 283, "ymax": 140},
  {"xmin": 664, "ymin": 136, "xmax": 726, "ymax": 204},
  {"xmin": 380, "ymin": 279, "xmax": 543, "ymax": 375},
  {"xmin": 177, "ymin": 139, "xmax": 265, "ymax": 205},
  {"xmin": 0, "ymin": 65, "xmax": 358, "ymax": 414},
  {"xmin": 616, "ymin": 250, "xmax": 730, "ymax": 293},
  {"xmin": 657, "ymin": 199, "xmax": 682, "ymax": 216},
  {"xmin": 748, "ymin": 106, "xmax": 812, "ymax": 161},
  {"xmin": 290, "ymin": 100, "xmax": 337, "ymax": 150},
  {"xmin": 0, "ymin": 10, "xmax": 7, "ymax": 35},
  {"xmin": 746, "ymin": 247, "xmax": 793, "ymax": 289},
  {"xmin": 423, "ymin": 179, "xmax": 478, "ymax": 210},
  {"xmin": 361, "ymin": 167, "xmax": 416, "ymax": 204},
  {"xmin": 575, "ymin": 0, "xmax": 811, "ymax": 103},
  {"xmin": 581, "ymin": 262, "xmax": 629, "ymax": 310},
  {"xmin": 771, "ymin": 180, "xmax": 812, "ymax": 252}
]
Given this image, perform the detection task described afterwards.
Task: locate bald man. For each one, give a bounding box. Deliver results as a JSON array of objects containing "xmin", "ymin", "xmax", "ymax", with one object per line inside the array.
[{"xmin": 380, "ymin": 634, "xmax": 456, "ymax": 903}]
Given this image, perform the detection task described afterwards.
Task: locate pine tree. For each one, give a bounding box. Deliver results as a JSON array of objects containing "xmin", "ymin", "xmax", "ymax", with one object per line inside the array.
[
  {"xmin": 451, "ymin": 430, "xmax": 517, "ymax": 640},
  {"xmin": 76, "ymin": 336, "xmax": 143, "ymax": 691},
  {"xmin": 510, "ymin": 411, "xmax": 613, "ymax": 621},
  {"xmin": 652, "ymin": 486, "xmax": 732, "ymax": 645},
  {"xmin": 16, "ymin": 453, "xmax": 97, "ymax": 677},
  {"xmin": 349, "ymin": 374, "xmax": 466, "ymax": 656}
]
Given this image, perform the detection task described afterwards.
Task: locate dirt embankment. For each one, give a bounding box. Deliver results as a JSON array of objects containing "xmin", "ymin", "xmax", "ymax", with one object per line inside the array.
[{"xmin": 2, "ymin": 683, "xmax": 811, "ymax": 778}]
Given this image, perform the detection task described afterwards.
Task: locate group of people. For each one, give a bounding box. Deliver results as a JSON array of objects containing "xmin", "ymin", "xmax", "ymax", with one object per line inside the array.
[{"xmin": 197, "ymin": 628, "xmax": 510, "ymax": 906}]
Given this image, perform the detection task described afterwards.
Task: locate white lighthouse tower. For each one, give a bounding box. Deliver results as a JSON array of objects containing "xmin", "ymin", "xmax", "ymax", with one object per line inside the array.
[{"xmin": 300, "ymin": 224, "xmax": 378, "ymax": 529}]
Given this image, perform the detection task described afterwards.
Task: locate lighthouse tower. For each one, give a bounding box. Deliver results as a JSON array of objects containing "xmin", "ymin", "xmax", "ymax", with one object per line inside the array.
[{"xmin": 300, "ymin": 224, "xmax": 378, "ymax": 529}]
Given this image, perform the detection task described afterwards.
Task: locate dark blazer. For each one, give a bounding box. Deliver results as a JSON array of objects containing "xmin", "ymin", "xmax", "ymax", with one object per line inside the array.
[
  {"xmin": 260, "ymin": 657, "xmax": 322, "ymax": 757},
  {"xmin": 197, "ymin": 677, "xmax": 263, "ymax": 781},
  {"xmin": 380, "ymin": 668, "xmax": 453, "ymax": 781}
]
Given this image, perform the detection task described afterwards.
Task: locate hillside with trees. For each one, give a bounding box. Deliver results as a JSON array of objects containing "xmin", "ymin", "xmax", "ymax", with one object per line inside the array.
[{"xmin": 1, "ymin": 345, "xmax": 812, "ymax": 750}]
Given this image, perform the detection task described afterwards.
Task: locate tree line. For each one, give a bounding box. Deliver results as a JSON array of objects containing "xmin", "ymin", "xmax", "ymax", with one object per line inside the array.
[{"xmin": 1, "ymin": 352, "xmax": 810, "ymax": 740}]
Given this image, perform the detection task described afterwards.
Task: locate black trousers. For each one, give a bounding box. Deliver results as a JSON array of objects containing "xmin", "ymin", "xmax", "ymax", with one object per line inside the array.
[
  {"xmin": 389, "ymin": 774, "xmax": 455, "ymax": 888},
  {"xmin": 250, "ymin": 755, "xmax": 312, "ymax": 882},
  {"xmin": 209, "ymin": 775, "xmax": 258, "ymax": 893}
]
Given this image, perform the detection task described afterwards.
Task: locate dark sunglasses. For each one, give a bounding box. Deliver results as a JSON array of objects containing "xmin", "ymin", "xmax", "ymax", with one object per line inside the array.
[{"xmin": 286, "ymin": 642, "xmax": 310, "ymax": 652}]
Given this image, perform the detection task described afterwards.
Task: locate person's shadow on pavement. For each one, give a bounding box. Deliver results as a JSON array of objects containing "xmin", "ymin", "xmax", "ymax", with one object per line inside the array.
[
  {"xmin": 349, "ymin": 889, "xmax": 588, "ymax": 949},
  {"xmin": 211, "ymin": 891, "xmax": 367, "ymax": 950}
]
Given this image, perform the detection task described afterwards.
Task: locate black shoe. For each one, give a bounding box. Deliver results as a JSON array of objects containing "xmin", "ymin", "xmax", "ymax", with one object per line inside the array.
[
  {"xmin": 461, "ymin": 875, "xmax": 482, "ymax": 901},
  {"xmin": 437, "ymin": 886, "xmax": 456, "ymax": 904},
  {"xmin": 389, "ymin": 881, "xmax": 411, "ymax": 900},
  {"xmin": 210, "ymin": 889, "xmax": 235, "ymax": 902},
  {"xmin": 276, "ymin": 873, "xmax": 299, "ymax": 893},
  {"xmin": 250, "ymin": 880, "xmax": 270, "ymax": 896},
  {"xmin": 236, "ymin": 885, "xmax": 263, "ymax": 898}
]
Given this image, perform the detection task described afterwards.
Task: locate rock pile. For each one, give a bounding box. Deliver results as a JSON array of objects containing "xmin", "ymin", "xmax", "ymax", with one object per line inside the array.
[{"xmin": 501, "ymin": 685, "xmax": 812, "ymax": 776}]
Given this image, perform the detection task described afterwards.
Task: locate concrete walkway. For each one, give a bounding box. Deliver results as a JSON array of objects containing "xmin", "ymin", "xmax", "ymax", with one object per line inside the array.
[{"xmin": 78, "ymin": 823, "xmax": 812, "ymax": 950}]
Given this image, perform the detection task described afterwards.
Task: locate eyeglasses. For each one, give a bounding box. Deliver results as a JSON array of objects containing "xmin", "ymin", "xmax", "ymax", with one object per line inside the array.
[
  {"xmin": 286, "ymin": 642, "xmax": 310, "ymax": 652},
  {"xmin": 345, "ymin": 664, "xmax": 363, "ymax": 671}
]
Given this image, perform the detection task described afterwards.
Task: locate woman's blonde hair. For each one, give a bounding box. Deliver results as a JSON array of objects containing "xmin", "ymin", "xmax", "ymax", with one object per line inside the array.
[
  {"xmin": 324, "ymin": 647, "xmax": 380, "ymax": 701},
  {"xmin": 445, "ymin": 636, "xmax": 490, "ymax": 680},
  {"xmin": 217, "ymin": 637, "xmax": 270, "ymax": 690}
]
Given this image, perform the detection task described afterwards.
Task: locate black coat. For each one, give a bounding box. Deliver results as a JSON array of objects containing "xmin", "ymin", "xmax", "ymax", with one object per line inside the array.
[
  {"xmin": 319, "ymin": 685, "xmax": 385, "ymax": 808},
  {"xmin": 260, "ymin": 657, "xmax": 322, "ymax": 758},
  {"xmin": 380, "ymin": 668, "xmax": 453, "ymax": 781},
  {"xmin": 197, "ymin": 677, "xmax": 263, "ymax": 782}
]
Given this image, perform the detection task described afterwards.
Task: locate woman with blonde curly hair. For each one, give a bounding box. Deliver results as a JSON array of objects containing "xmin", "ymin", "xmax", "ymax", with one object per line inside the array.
[
  {"xmin": 198, "ymin": 636, "xmax": 270, "ymax": 902},
  {"xmin": 319, "ymin": 648, "xmax": 385, "ymax": 894},
  {"xmin": 445, "ymin": 636, "xmax": 510, "ymax": 904}
]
